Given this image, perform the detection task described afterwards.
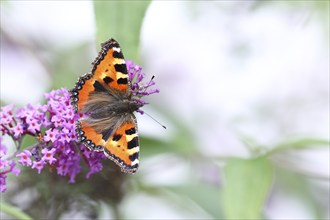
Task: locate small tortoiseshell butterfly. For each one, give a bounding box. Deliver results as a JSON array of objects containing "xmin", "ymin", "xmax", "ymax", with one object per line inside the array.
[{"xmin": 70, "ymin": 39, "xmax": 146, "ymax": 174}]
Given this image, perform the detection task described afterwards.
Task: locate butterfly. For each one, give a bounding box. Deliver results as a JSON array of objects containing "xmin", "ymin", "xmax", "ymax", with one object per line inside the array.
[{"xmin": 70, "ymin": 38, "xmax": 143, "ymax": 174}]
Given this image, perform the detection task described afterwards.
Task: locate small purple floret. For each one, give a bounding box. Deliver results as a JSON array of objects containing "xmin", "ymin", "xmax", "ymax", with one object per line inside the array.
[{"xmin": 126, "ymin": 60, "xmax": 160, "ymax": 110}]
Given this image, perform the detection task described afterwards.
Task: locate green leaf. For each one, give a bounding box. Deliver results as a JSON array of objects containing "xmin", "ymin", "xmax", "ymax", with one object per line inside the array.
[
  {"xmin": 140, "ymin": 135, "xmax": 171, "ymax": 158},
  {"xmin": 93, "ymin": 1, "xmax": 150, "ymax": 61},
  {"xmin": 0, "ymin": 202, "xmax": 33, "ymax": 220},
  {"xmin": 166, "ymin": 184, "xmax": 224, "ymax": 219},
  {"xmin": 20, "ymin": 134, "xmax": 36, "ymax": 150},
  {"xmin": 275, "ymin": 167, "xmax": 327, "ymax": 219},
  {"xmin": 268, "ymin": 137, "xmax": 329, "ymax": 155},
  {"xmin": 138, "ymin": 184, "xmax": 223, "ymax": 219},
  {"xmin": 222, "ymin": 157, "xmax": 273, "ymax": 219},
  {"xmin": 140, "ymin": 133, "xmax": 199, "ymax": 161},
  {"xmin": 51, "ymin": 42, "xmax": 92, "ymax": 90}
]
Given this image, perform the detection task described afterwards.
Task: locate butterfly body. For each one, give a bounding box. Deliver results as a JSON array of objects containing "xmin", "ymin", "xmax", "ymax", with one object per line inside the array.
[{"xmin": 71, "ymin": 39, "xmax": 144, "ymax": 173}]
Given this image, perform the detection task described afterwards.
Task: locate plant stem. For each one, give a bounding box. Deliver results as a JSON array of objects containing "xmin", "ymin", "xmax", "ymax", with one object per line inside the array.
[{"xmin": 0, "ymin": 202, "xmax": 33, "ymax": 220}]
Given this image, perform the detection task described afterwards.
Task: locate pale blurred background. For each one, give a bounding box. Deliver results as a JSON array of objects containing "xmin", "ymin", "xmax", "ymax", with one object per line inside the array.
[{"xmin": 1, "ymin": 1, "xmax": 329, "ymax": 219}]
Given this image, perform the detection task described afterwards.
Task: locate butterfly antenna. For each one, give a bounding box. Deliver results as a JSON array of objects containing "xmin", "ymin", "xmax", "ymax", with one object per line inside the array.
[
  {"xmin": 144, "ymin": 111, "xmax": 167, "ymax": 129},
  {"xmin": 141, "ymin": 75, "xmax": 155, "ymax": 94},
  {"xmin": 147, "ymin": 75, "xmax": 155, "ymax": 87}
]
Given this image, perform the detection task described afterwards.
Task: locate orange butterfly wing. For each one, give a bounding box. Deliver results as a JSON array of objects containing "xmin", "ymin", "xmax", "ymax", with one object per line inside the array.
[
  {"xmin": 103, "ymin": 118, "xmax": 140, "ymax": 173},
  {"xmin": 72, "ymin": 39, "xmax": 130, "ymax": 111}
]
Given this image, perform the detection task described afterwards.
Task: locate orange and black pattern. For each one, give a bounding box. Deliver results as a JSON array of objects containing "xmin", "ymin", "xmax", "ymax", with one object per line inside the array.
[{"xmin": 70, "ymin": 39, "xmax": 142, "ymax": 173}]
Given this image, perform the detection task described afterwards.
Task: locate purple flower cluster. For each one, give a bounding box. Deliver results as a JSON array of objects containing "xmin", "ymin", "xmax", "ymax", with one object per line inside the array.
[
  {"xmin": 0, "ymin": 60, "xmax": 159, "ymax": 192},
  {"xmin": 126, "ymin": 60, "xmax": 159, "ymax": 113},
  {"xmin": 0, "ymin": 89, "xmax": 105, "ymax": 191}
]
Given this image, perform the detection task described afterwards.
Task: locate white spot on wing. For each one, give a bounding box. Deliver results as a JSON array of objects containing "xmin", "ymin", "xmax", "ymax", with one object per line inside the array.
[
  {"xmin": 113, "ymin": 47, "xmax": 121, "ymax": 53},
  {"xmin": 131, "ymin": 159, "xmax": 139, "ymax": 166}
]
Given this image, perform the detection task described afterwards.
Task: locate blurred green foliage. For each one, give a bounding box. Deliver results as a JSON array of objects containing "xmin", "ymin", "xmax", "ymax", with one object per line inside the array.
[
  {"xmin": 51, "ymin": 42, "xmax": 93, "ymax": 90},
  {"xmin": 1, "ymin": 1, "xmax": 329, "ymax": 220},
  {"xmin": 92, "ymin": 1, "xmax": 330, "ymax": 219},
  {"xmin": 94, "ymin": 0, "xmax": 150, "ymax": 62},
  {"xmin": 0, "ymin": 203, "xmax": 33, "ymax": 220},
  {"xmin": 222, "ymin": 157, "xmax": 273, "ymax": 219}
]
